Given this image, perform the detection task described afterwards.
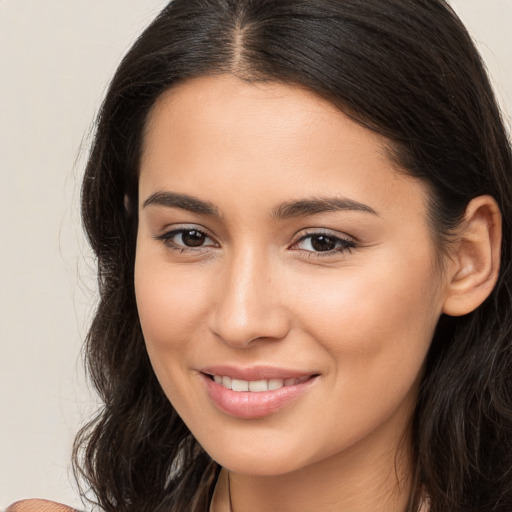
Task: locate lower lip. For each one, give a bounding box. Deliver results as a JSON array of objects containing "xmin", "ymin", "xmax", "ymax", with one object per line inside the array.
[{"xmin": 202, "ymin": 374, "xmax": 318, "ymax": 419}]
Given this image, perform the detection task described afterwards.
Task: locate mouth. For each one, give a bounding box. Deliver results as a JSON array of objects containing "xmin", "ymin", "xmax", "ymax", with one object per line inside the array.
[{"xmin": 200, "ymin": 367, "xmax": 320, "ymax": 418}]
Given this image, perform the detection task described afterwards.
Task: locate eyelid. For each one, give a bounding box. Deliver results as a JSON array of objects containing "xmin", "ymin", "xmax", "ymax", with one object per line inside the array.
[{"xmin": 296, "ymin": 227, "xmax": 357, "ymax": 240}]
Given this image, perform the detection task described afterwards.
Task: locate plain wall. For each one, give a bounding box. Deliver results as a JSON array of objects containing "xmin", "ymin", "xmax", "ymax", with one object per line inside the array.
[{"xmin": 0, "ymin": 1, "xmax": 510, "ymax": 509}]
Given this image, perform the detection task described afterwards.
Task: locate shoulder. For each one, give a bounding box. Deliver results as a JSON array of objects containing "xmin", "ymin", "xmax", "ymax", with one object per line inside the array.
[{"xmin": 5, "ymin": 499, "xmax": 80, "ymax": 512}]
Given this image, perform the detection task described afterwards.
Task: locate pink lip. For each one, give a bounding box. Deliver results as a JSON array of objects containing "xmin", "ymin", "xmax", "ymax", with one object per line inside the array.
[{"xmin": 200, "ymin": 366, "xmax": 319, "ymax": 419}]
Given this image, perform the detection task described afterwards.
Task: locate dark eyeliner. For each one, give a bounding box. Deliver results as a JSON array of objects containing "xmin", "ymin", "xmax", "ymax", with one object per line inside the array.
[
  {"xmin": 154, "ymin": 227, "xmax": 215, "ymax": 252},
  {"xmin": 292, "ymin": 230, "xmax": 357, "ymax": 257}
]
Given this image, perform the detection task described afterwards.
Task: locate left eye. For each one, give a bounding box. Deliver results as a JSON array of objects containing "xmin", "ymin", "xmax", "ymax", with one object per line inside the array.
[
  {"xmin": 293, "ymin": 233, "xmax": 355, "ymax": 253},
  {"xmin": 157, "ymin": 228, "xmax": 216, "ymax": 249}
]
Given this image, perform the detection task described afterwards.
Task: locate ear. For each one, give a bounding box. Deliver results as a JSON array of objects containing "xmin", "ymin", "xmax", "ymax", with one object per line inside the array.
[
  {"xmin": 442, "ymin": 195, "xmax": 502, "ymax": 317},
  {"xmin": 124, "ymin": 193, "xmax": 132, "ymax": 214}
]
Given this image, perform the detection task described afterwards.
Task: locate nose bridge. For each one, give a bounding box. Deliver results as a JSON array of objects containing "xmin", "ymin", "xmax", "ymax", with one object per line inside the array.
[{"xmin": 208, "ymin": 244, "xmax": 290, "ymax": 347}]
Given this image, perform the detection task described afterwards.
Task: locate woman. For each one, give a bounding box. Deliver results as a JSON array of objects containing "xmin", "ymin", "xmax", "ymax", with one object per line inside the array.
[{"xmin": 9, "ymin": 0, "xmax": 512, "ymax": 511}]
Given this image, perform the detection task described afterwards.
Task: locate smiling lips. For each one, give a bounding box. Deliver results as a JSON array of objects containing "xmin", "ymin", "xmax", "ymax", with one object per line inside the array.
[
  {"xmin": 201, "ymin": 368, "xmax": 318, "ymax": 418},
  {"xmin": 213, "ymin": 374, "xmax": 311, "ymax": 392}
]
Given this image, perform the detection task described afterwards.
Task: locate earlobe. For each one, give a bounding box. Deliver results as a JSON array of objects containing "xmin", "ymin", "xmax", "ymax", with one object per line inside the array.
[
  {"xmin": 442, "ymin": 195, "xmax": 502, "ymax": 317},
  {"xmin": 124, "ymin": 194, "xmax": 132, "ymax": 215}
]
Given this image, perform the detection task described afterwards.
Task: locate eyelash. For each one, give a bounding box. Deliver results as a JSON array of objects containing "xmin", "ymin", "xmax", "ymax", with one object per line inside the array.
[
  {"xmin": 155, "ymin": 227, "xmax": 217, "ymax": 253},
  {"xmin": 155, "ymin": 227, "xmax": 357, "ymax": 257},
  {"xmin": 291, "ymin": 230, "xmax": 357, "ymax": 257}
]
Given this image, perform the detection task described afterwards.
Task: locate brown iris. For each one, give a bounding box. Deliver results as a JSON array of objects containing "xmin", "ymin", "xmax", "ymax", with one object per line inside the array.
[
  {"xmin": 310, "ymin": 235, "xmax": 337, "ymax": 252},
  {"xmin": 181, "ymin": 229, "xmax": 206, "ymax": 247}
]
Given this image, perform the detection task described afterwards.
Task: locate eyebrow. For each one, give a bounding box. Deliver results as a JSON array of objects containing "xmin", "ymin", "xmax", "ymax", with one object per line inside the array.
[
  {"xmin": 271, "ymin": 197, "xmax": 378, "ymax": 219},
  {"xmin": 143, "ymin": 191, "xmax": 220, "ymax": 216},
  {"xmin": 142, "ymin": 191, "xmax": 377, "ymax": 218}
]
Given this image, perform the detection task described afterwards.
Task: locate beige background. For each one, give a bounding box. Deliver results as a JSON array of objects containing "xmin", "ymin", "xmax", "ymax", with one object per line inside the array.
[{"xmin": 0, "ymin": 0, "xmax": 510, "ymax": 509}]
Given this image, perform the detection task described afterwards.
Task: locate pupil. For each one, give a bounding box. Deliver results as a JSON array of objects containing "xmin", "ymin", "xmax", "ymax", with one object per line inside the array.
[
  {"xmin": 311, "ymin": 235, "xmax": 335, "ymax": 252},
  {"xmin": 182, "ymin": 230, "xmax": 205, "ymax": 247}
]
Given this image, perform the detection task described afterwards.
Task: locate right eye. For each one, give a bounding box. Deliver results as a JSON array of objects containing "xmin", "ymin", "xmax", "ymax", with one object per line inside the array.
[{"xmin": 155, "ymin": 228, "xmax": 218, "ymax": 251}]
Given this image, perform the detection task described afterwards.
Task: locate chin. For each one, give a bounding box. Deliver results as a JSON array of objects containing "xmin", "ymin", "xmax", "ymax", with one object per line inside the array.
[
  {"xmin": 213, "ymin": 453, "xmax": 307, "ymax": 477},
  {"xmin": 196, "ymin": 428, "xmax": 328, "ymax": 477}
]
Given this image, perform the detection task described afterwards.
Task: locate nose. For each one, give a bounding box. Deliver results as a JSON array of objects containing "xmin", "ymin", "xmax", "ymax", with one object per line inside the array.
[{"xmin": 207, "ymin": 249, "xmax": 291, "ymax": 348}]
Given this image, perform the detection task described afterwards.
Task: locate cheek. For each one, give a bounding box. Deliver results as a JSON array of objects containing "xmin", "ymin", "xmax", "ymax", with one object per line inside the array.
[
  {"xmin": 134, "ymin": 252, "xmax": 216, "ymax": 419},
  {"xmin": 134, "ymin": 253, "xmax": 212, "ymax": 360},
  {"xmin": 295, "ymin": 251, "xmax": 441, "ymax": 389}
]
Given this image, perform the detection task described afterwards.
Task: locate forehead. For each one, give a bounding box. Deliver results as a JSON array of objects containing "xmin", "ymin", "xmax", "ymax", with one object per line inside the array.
[
  {"xmin": 139, "ymin": 74, "xmax": 429, "ymax": 226},
  {"xmin": 142, "ymin": 74, "xmax": 390, "ymax": 163}
]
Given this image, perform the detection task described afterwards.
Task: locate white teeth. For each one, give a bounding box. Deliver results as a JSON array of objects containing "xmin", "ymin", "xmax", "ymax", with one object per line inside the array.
[
  {"xmin": 249, "ymin": 380, "xmax": 268, "ymax": 392},
  {"xmin": 212, "ymin": 375, "xmax": 307, "ymax": 392},
  {"xmin": 231, "ymin": 379, "xmax": 249, "ymax": 391},
  {"xmin": 268, "ymin": 378, "xmax": 284, "ymax": 390}
]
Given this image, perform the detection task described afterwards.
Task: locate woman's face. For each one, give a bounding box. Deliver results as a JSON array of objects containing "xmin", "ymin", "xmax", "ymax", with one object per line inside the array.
[{"xmin": 135, "ymin": 75, "xmax": 449, "ymax": 476}]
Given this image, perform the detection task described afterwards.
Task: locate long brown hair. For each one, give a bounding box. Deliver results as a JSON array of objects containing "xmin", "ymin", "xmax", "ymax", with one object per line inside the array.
[{"xmin": 74, "ymin": 1, "xmax": 512, "ymax": 510}]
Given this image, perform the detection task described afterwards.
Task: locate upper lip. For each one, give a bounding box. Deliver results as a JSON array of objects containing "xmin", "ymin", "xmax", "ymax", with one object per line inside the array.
[{"xmin": 200, "ymin": 365, "xmax": 318, "ymax": 381}]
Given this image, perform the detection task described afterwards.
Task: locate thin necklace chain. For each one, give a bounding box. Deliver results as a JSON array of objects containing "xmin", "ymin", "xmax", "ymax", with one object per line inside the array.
[{"xmin": 227, "ymin": 471, "xmax": 233, "ymax": 512}]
